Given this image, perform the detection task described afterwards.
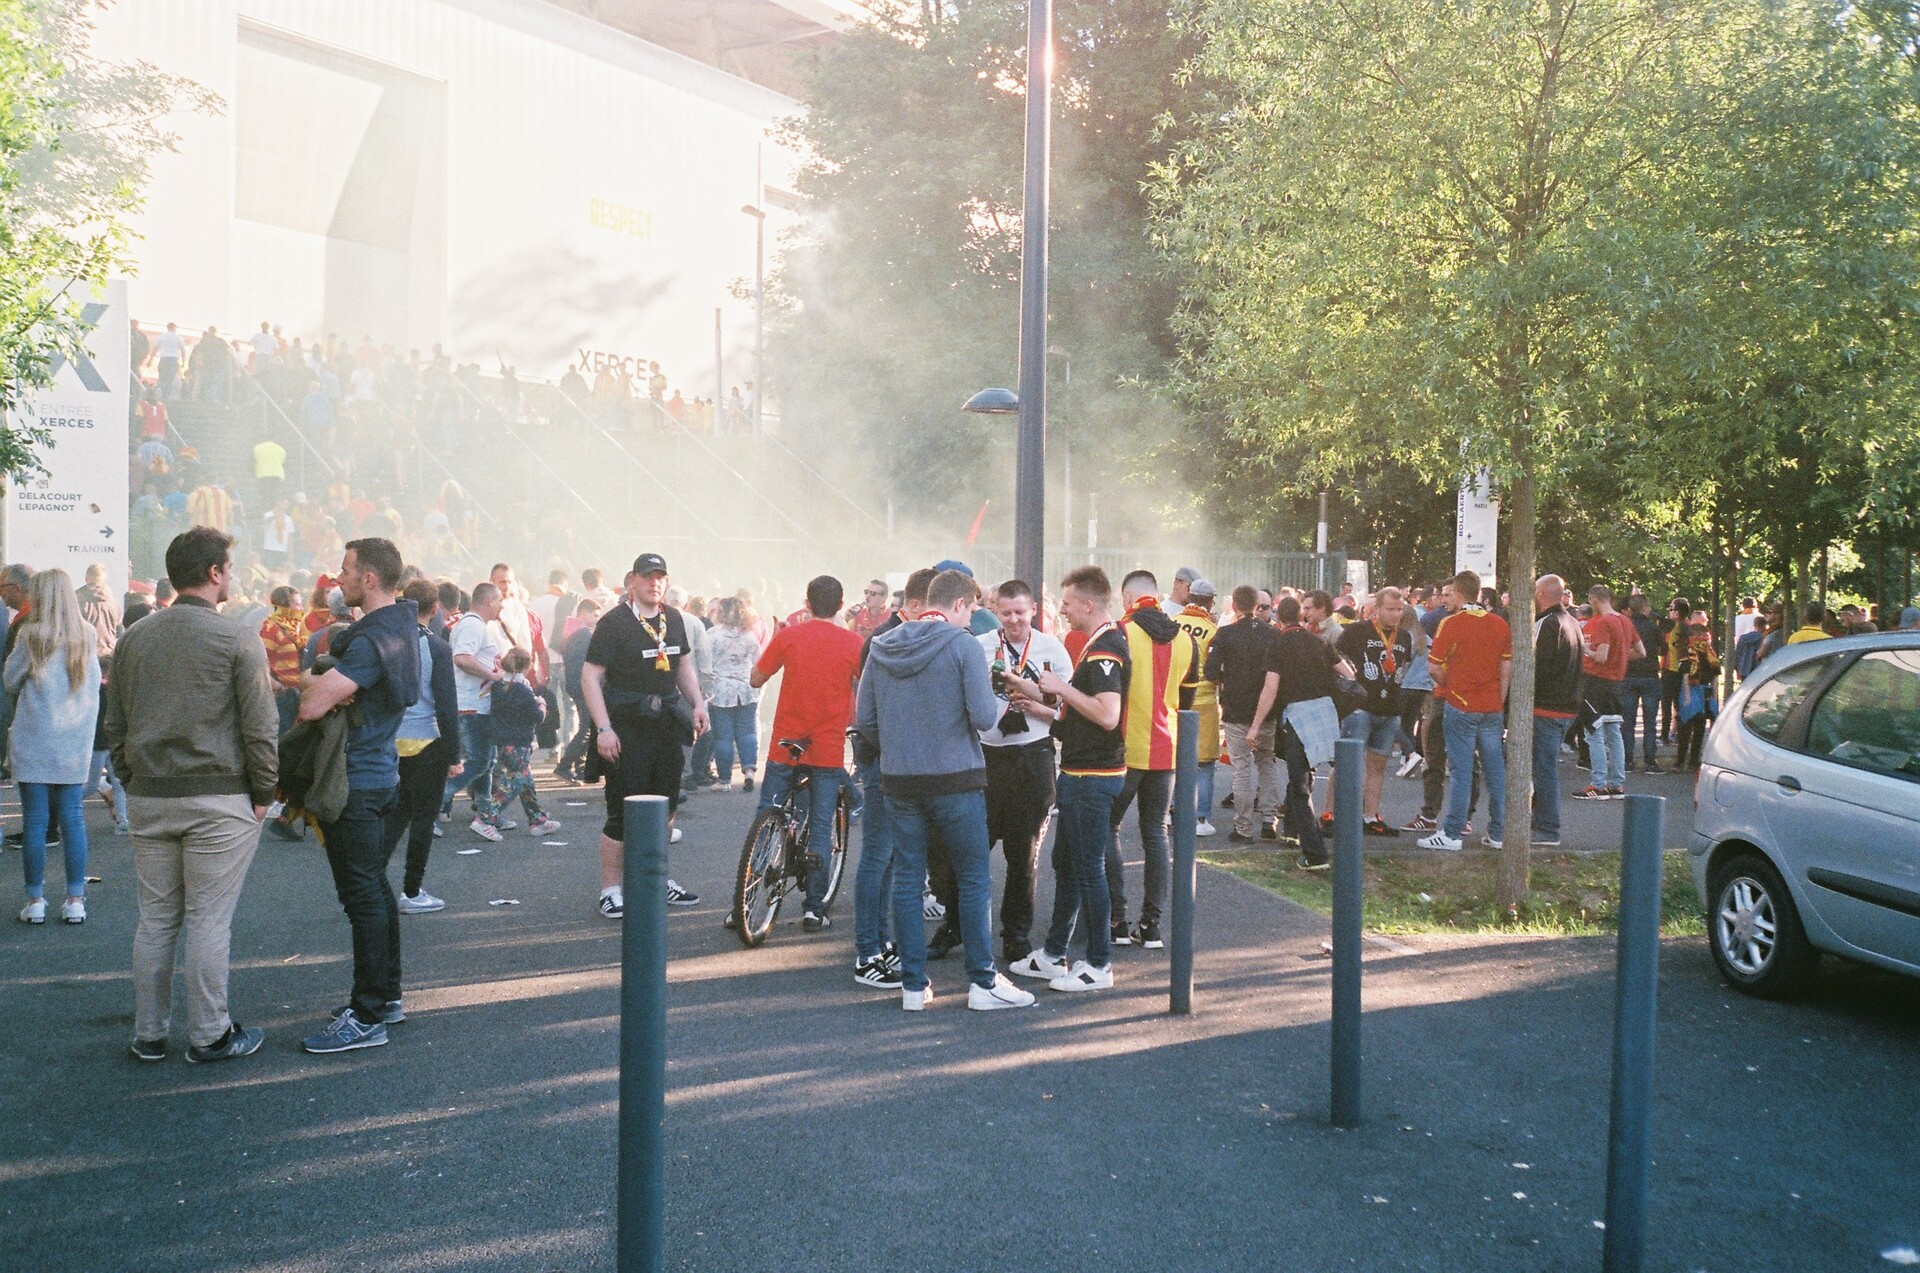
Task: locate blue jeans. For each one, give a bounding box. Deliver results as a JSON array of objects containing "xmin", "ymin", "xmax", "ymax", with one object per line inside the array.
[
  {"xmin": 1586, "ymin": 716, "xmax": 1625, "ymax": 789},
  {"xmin": 1197, "ymin": 762, "xmax": 1216, "ymax": 823},
  {"xmin": 1441, "ymin": 705, "xmax": 1506, "ymax": 843},
  {"xmin": 442, "ymin": 713, "xmax": 493, "ymax": 809},
  {"xmin": 21, "ymin": 782, "xmax": 88, "ymax": 899},
  {"xmin": 1619, "ymin": 675, "xmax": 1661, "ymax": 766},
  {"xmin": 89, "ymin": 750, "xmax": 127, "ymax": 823},
  {"xmin": 888, "ymin": 788, "xmax": 995, "ymax": 992},
  {"xmin": 1530, "ymin": 716, "xmax": 1569, "ymax": 840},
  {"xmin": 708, "ymin": 703, "xmax": 758, "ymax": 783},
  {"xmin": 1044, "ymin": 772, "xmax": 1122, "ymax": 968},
  {"xmin": 852, "ymin": 759, "xmax": 893, "ymax": 960},
  {"xmin": 1108, "ymin": 768, "xmax": 1173, "ymax": 926},
  {"xmin": 759, "ymin": 761, "xmax": 842, "ymax": 911}
]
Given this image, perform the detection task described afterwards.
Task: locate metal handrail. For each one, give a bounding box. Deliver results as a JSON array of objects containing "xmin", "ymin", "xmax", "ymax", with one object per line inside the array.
[
  {"xmin": 520, "ymin": 380, "xmax": 730, "ymax": 541},
  {"xmin": 256, "ymin": 387, "xmax": 340, "ymax": 482},
  {"xmin": 443, "ymin": 376, "xmax": 642, "ymax": 548},
  {"xmin": 545, "ymin": 376, "xmax": 813, "ymax": 542},
  {"xmin": 762, "ymin": 432, "xmax": 890, "ymax": 537}
]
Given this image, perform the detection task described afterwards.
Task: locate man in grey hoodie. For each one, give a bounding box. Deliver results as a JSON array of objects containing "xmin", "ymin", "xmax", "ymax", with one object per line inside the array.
[{"xmin": 855, "ymin": 569, "xmax": 1035, "ymax": 1012}]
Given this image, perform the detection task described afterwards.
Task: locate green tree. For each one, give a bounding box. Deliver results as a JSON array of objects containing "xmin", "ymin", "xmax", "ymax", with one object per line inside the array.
[
  {"xmin": 0, "ymin": 0, "xmax": 216, "ymax": 476},
  {"xmin": 1156, "ymin": 0, "xmax": 1919, "ymax": 905},
  {"xmin": 770, "ymin": 0, "xmax": 1195, "ymax": 543}
]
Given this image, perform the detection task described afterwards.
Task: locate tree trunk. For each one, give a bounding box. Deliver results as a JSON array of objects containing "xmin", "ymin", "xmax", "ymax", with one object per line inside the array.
[{"xmin": 1497, "ymin": 459, "xmax": 1537, "ymax": 912}]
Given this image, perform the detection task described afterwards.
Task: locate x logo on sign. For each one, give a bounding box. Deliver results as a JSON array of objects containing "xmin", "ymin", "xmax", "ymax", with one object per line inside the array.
[{"xmin": 47, "ymin": 302, "xmax": 110, "ymax": 392}]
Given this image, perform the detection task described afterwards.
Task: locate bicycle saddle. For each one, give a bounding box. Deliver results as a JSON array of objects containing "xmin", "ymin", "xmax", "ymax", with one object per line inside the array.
[{"xmin": 779, "ymin": 738, "xmax": 810, "ymax": 760}]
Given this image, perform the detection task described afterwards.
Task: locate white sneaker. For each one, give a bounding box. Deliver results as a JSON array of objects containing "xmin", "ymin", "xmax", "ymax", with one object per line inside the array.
[
  {"xmin": 1195, "ymin": 820, "xmax": 1217, "ymax": 838},
  {"xmin": 669, "ymin": 826, "xmax": 683, "ymax": 844},
  {"xmin": 528, "ymin": 817, "xmax": 560, "ymax": 836},
  {"xmin": 902, "ymin": 984, "xmax": 934, "ymax": 1011},
  {"xmin": 1049, "ymin": 960, "xmax": 1114, "ymax": 993},
  {"xmin": 19, "ymin": 898, "xmax": 46, "ymax": 924},
  {"xmin": 469, "ymin": 818, "xmax": 504, "ymax": 843},
  {"xmin": 1009, "ymin": 949, "xmax": 1070, "ymax": 981},
  {"xmin": 598, "ymin": 888, "xmax": 624, "ymax": 919},
  {"xmin": 1396, "ymin": 753, "xmax": 1426, "ymax": 778},
  {"xmin": 1417, "ymin": 830, "xmax": 1464, "ymax": 852},
  {"xmin": 922, "ymin": 891, "xmax": 946, "ymax": 921},
  {"xmin": 60, "ymin": 897, "xmax": 85, "ymax": 924},
  {"xmin": 967, "ymin": 975, "xmax": 1036, "ymax": 1010},
  {"xmin": 1480, "ymin": 834, "xmax": 1504, "ymax": 850},
  {"xmin": 398, "ymin": 890, "xmax": 445, "ymax": 914}
]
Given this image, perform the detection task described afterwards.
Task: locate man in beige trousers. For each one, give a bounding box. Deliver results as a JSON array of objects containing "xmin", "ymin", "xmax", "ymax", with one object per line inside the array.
[{"xmin": 106, "ymin": 525, "xmax": 280, "ymax": 1063}]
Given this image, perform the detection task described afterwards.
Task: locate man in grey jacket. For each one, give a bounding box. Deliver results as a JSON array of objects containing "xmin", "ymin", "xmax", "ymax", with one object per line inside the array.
[
  {"xmin": 107, "ymin": 526, "xmax": 280, "ymax": 1063},
  {"xmin": 855, "ymin": 569, "xmax": 1035, "ymax": 1012}
]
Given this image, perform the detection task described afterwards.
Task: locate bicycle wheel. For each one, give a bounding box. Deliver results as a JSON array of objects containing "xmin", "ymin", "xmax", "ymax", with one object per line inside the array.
[
  {"xmin": 818, "ymin": 785, "xmax": 852, "ymax": 910},
  {"xmin": 734, "ymin": 809, "xmax": 791, "ymax": 948}
]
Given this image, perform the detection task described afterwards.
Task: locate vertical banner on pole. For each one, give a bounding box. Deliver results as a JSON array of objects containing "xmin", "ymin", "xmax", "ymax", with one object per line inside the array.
[
  {"xmin": 1169, "ymin": 708, "xmax": 1198, "ymax": 1015},
  {"xmin": 3, "ymin": 279, "xmax": 130, "ymax": 597},
  {"xmin": 618, "ymin": 795, "xmax": 669, "ymax": 1273},
  {"xmin": 1454, "ymin": 469, "xmax": 1499, "ymax": 586}
]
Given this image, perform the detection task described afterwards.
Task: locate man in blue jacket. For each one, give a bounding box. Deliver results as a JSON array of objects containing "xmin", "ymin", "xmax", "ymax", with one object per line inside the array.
[
  {"xmin": 855, "ymin": 569, "xmax": 1034, "ymax": 1012},
  {"xmin": 296, "ymin": 537, "xmax": 420, "ymax": 1054}
]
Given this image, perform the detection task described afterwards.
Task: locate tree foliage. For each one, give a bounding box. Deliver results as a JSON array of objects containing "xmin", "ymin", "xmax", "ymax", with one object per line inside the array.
[
  {"xmin": 770, "ymin": 0, "xmax": 1196, "ymax": 539},
  {"xmin": 0, "ymin": 0, "xmax": 217, "ymax": 476},
  {"xmin": 1154, "ymin": 0, "xmax": 1920, "ymax": 902}
]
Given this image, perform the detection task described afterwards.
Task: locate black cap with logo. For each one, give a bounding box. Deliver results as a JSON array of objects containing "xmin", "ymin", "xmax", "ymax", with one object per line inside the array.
[{"xmin": 632, "ymin": 553, "xmax": 669, "ymax": 577}]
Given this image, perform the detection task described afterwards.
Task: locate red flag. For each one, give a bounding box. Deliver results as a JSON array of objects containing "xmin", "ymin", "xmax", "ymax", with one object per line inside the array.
[{"xmin": 965, "ymin": 500, "xmax": 990, "ymax": 546}]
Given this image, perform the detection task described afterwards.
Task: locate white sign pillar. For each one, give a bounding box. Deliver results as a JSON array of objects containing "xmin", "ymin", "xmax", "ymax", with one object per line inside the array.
[
  {"xmin": 4, "ymin": 280, "xmax": 130, "ymax": 596},
  {"xmin": 1454, "ymin": 469, "xmax": 1499, "ymax": 586}
]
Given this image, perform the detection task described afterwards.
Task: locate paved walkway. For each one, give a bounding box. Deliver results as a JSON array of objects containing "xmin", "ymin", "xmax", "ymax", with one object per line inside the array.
[{"xmin": 2, "ymin": 769, "xmax": 1915, "ymax": 1271}]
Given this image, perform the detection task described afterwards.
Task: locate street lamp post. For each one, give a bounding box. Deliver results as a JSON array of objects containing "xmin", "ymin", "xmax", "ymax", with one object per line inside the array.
[
  {"xmin": 740, "ymin": 203, "xmax": 766, "ymax": 434},
  {"xmin": 965, "ymin": 0, "xmax": 1051, "ymax": 590},
  {"xmin": 1012, "ymin": 0, "xmax": 1052, "ymax": 593}
]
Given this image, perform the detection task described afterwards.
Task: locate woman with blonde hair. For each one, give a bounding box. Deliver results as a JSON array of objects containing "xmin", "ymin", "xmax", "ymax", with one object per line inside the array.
[
  {"xmin": 5, "ymin": 569, "xmax": 100, "ymax": 924},
  {"xmin": 706, "ymin": 595, "xmax": 764, "ymax": 791}
]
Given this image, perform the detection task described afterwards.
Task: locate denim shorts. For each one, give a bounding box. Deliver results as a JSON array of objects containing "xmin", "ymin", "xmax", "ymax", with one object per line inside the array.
[{"xmin": 1340, "ymin": 708, "xmax": 1400, "ymax": 756}]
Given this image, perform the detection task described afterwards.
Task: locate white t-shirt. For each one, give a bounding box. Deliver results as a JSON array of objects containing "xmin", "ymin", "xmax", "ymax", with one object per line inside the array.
[
  {"xmin": 349, "ymin": 367, "xmax": 376, "ymax": 401},
  {"xmin": 494, "ymin": 596, "xmax": 533, "ymax": 655},
  {"xmin": 262, "ymin": 512, "xmax": 293, "ymax": 553},
  {"xmin": 249, "ymin": 330, "xmax": 277, "ymax": 358},
  {"xmin": 449, "ymin": 612, "xmax": 501, "ymax": 713},
  {"xmin": 976, "ymin": 627, "xmax": 1073, "ymax": 747},
  {"xmin": 1733, "ymin": 612, "xmax": 1758, "ymax": 643},
  {"xmin": 154, "ymin": 331, "xmax": 185, "ymax": 360}
]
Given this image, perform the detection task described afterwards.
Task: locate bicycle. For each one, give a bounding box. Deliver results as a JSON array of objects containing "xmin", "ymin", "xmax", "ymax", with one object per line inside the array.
[{"xmin": 732, "ymin": 738, "xmax": 851, "ymax": 948}]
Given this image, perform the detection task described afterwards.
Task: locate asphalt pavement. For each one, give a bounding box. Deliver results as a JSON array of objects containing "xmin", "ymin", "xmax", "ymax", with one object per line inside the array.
[{"xmin": 2, "ymin": 758, "xmax": 1915, "ymax": 1272}]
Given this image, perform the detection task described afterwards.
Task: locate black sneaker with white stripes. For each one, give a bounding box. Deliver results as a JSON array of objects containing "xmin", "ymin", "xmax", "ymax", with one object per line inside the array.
[
  {"xmin": 666, "ymin": 879, "xmax": 700, "ymax": 907},
  {"xmin": 854, "ymin": 954, "xmax": 901, "ymax": 988}
]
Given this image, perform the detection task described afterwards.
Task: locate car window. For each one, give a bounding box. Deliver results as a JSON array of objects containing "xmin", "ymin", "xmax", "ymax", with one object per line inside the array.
[
  {"xmin": 1741, "ymin": 655, "xmax": 1836, "ymax": 742},
  {"xmin": 1805, "ymin": 650, "xmax": 1920, "ymax": 780}
]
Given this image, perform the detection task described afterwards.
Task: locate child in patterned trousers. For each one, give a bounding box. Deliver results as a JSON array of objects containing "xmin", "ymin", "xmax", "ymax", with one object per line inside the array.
[{"xmin": 468, "ymin": 649, "xmax": 561, "ymax": 841}]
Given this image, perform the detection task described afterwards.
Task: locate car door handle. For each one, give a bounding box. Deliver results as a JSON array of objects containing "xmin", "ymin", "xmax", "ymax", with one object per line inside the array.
[{"xmin": 1776, "ymin": 774, "xmax": 1802, "ymax": 793}]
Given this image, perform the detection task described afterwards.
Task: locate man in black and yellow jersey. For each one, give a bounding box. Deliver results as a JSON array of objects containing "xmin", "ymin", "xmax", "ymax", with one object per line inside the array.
[
  {"xmin": 1106, "ymin": 569, "xmax": 1200, "ymax": 951},
  {"xmin": 1170, "ymin": 580, "xmax": 1222, "ymax": 837},
  {"xmin": 1009, "ymin": 565, "xmax": 1128, "ymax": 992}
]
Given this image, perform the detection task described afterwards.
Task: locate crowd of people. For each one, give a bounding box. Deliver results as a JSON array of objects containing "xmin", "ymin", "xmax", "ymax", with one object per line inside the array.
[{"xmin": 7, "ymin": 510, "xmax": 1917, "ymax": 1058}]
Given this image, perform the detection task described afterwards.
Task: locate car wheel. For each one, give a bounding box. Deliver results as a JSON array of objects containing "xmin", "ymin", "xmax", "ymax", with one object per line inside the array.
[{"xmin": 1707, "ymin": 853, "xmax": 1819, "ymax": 998}]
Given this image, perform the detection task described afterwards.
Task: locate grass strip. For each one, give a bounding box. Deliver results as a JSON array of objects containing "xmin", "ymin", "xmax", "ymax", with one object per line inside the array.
[{"xmin": 1202, "ymin": 847, "xmax": 1707, "ymax": 937}]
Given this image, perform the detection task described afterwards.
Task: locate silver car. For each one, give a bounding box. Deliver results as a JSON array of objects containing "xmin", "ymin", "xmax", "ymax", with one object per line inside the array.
[{"xmin": 1689, "ymin": 630, "xmax": 1920, "ymax": 996}]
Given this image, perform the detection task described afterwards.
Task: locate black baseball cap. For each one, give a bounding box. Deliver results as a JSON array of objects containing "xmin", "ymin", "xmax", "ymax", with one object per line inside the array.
[{"xmin": 631, "ymin": 553, "xmax": 668, "ymax": 577}]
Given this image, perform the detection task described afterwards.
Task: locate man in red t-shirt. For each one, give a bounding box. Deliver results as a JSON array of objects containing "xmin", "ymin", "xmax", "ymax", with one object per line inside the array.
[
  {"xmin": 750, "ymin": 575, "xmax": 864, "ymax": 927},
  {"xmin": 1575, "ymin": 584, "xmax": 1643, "ymax": 800},
  {"xmin": 1420, "ymin": 570, "xmax": 1511, "ymax": 851}
]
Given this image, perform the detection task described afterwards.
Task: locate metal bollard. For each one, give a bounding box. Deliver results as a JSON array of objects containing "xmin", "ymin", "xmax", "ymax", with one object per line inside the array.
[
  {"xmin": 1603, "ymin": 794, "xmax": 1665, "ymax": 1273},
  {"xmin": 618, "ymin": 795, "xmax": 670, "ymax": 1273},
  {"xmin": 1330, "ymin": 737, "xmax": 1364, "ymax": 1128},
  {"xmin": 1170, "ymin": 708, "xmax": 1199, "ymax": 1015}
]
